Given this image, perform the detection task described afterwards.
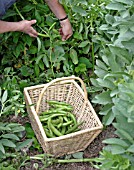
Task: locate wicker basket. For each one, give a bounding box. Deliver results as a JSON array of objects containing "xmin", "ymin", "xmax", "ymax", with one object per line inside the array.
[{"xmin": 24, "ymin": 76, "xmax": 103, "ymax": 157}]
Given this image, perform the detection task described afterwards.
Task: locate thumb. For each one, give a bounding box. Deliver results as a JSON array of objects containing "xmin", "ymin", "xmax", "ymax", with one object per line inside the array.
[{"xmin": 29, "ymin": 20, "xmax": 37, "ymax": 25}]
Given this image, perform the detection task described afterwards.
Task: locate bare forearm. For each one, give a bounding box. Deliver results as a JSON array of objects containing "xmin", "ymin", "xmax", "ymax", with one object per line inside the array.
[
  {"xmin": 0, "ymin": 20, "xmax": 38, "ymax": 37},
  {"xmin": 45, "ymin": 0, "xmax": 67, "ymax": 19},
  {"xmin": 45, "ymin": 0, "xmax": 72, "ymax": 41},
  {"xmin": 0, "ymin": 20, "xmax": 20, "ymax": 33}
]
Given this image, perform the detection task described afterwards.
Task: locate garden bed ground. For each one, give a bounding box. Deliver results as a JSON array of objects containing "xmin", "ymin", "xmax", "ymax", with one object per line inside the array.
[{"xmin": 8, "ymin": 115, "xmax": 116, "ymax": 170}]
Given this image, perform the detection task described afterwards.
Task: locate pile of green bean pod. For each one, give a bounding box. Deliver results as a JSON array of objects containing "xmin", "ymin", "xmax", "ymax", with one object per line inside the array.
[{"xmin": 39, "ymin": 100, "xmax": 82, "ymax": 138}]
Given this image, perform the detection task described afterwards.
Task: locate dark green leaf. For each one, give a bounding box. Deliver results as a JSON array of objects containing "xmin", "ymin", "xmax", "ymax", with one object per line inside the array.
[
  {"xmin": 35, "ymin": 10, "xmax": 41, "ymax": 23},
  {"xmin": 22, "ymin": 5, "xmax": 35, "ymax": 12},
  {"xmin": 72, "ymin": 6, "xmax": 87, "ymax": 16},
  {"xmin": 75, "ymin": 63, "xmax": 86, "ymax": 73},
  {"xmin": 78, "ymin": 41, "xmax": 90, "ymax": 48},
  {"xmin": 34, "ymin": 64, "xmax": 40, "ymax": 77},
  {"xmin": 79, "ymin": 57, "xmax": 92, "ymax": 68},
  {"xmin": 70, "ymin": 49, "xmax": 78, "ymax": 65}
]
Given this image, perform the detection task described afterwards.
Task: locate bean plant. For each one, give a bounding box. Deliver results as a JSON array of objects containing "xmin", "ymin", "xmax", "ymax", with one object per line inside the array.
[{"xmin": 0, "ymin": 0, "xmax": 109, "ymax": 82}]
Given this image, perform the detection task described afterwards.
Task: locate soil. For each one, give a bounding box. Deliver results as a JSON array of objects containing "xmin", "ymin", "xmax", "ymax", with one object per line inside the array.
[{"xmin": 7, "ymin": 115, "xmax": 116, "ymax": 170}]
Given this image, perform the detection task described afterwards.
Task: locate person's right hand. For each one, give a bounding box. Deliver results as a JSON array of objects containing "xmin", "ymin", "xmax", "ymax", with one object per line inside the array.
[
  {"xmin": 18, "ymin": 20, "xmax": 38, "ymax": 37},
  {"xmin": 59, "ymin": 18, "xmax": 73, "ymax": 41}
]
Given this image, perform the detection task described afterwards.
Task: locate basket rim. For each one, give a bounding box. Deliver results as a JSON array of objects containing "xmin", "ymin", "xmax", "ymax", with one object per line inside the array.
[{"xmin": 24, "ymin": 79, "xmax": 79, "ymax": 91}]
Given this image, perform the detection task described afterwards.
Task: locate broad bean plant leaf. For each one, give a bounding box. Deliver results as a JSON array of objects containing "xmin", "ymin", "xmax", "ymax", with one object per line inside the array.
[
  {"xmin": 92, "ymin": 91, "xmax": 112, "ymax": 105},
  {"xmin": 0, "ymin": 142, "xmax": 5, "ymax": 154},
  {"xmin": 70, "ymin": 49, "xmax": 78, "ymax": 65},
  {"xmin": 91, "ymin": 0, "xmax": 134, "ymax": 168}
]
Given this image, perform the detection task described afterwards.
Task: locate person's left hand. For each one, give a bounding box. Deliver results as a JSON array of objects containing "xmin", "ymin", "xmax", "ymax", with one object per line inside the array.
[{"xmin": 59, "ymin": 19, "xmax": 73, "ymax": 41}]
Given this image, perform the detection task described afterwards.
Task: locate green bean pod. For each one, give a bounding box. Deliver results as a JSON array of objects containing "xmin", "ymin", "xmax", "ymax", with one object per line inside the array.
[
  {"xmin": 51, "ymin": 118, "xmax": 61, "ymax": 125},
  {"xmin": 68, "ymin": 113, "xmax": 77, "ymax": 125},
  {"xmin": 48, "ymin": 118, "xmax": 62, "ymax": 137},
  {"xmin": 61, "ymin": 126, "xmax": 66, "ymax": 135},
  {"xmin": 62, "ymin": 120, "xmax": 73, "ymax": 127},
  {"xmin": 44, "ymin": 128, "xmax": 54, "ymax": 138},
  {"xmin": 46, "ymin": 100, "xmax": 71, "ymax": 107},
  {"xmin": 63, "ymin": 116, "xmax": 69, "ymax": 122},
  {"xmin": 57, "ymin": 116, "xmax": 63, "ymax": 129},
  {"xmin": 65, "ymin": 124, "xmax": 79, "ymax": 134},
  {"xmin": 51, "ymin": 104, "xmax": 73, "ymax": 111}
]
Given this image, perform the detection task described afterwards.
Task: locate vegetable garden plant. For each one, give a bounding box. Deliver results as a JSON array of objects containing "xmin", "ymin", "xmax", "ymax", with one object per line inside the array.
[{"xmin": 0, "ymin": 0, "xmax": 134, "ymax": 169}]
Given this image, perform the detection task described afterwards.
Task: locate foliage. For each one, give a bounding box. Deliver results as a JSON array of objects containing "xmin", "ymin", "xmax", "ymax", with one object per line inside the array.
[
  {"xmin": 0, "ymin": 152, "xmax": 30, "ymax": 169},
  {"xmin": 91, "ymin": 0, "xmax": 134, "ymax": 124},
  {"xmin": 0, "ymin": 122, "xmax": 33, "ymax": 169},
  {"xmin": 93, "ymin": 150, "xmax": 132, "ymax": 170},
  {"xmin": 0, "ymin": 86, "xmax": 25, "ymax": 117},
  {"xmin": 24, "ymin": 122, "xmax": 42, "ymax": 150},
  {"xmin": 0, "ymin": 122, "xmax": 24, "ymax": 157},
  {"xmin": 0, "ymin": 0, "xmax": 110, "ymax": 81},
  {"xmin": 90, "ymin": 0, "xmax": 134, "ymax": 169}
]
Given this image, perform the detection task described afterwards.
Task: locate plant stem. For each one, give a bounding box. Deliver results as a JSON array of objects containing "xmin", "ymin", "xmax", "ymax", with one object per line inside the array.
[
  {"xmin": 49, "ymin": 45, "xmax": 55, "ymax": 78},
  {"xmin": 91, "ymin": 42, "xmax": 95, "ymax": 71},
  {"xmin": 14, "ymin": 3, "xmax": 25, "ymax": 20},
  {"xmin": 49, "ymin": 22, "xmax": 56, "ymax": 31},
  {"xmin": 38, "ymin": 33, "xmax": 50, "ymax": 37},
  {"xmin": 90, "ymin": 19, "xmax": 95, "ymax": 72},
  {"xmin": 37, "ymin": 25, "xmax": 50, "ymax": 37},
  {"xmin": 56, "ymin": 158, "xmax": 95, "ymax": 163},
  {"xmin": 30, "ymin": 154, "xmax": 95, "ymax": 167}
]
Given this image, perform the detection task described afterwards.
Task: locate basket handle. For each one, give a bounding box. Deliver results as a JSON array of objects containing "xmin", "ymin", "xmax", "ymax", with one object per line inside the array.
[{"xmin": 36, "ymin": 75, "xmax": 88, "ymax": 113}]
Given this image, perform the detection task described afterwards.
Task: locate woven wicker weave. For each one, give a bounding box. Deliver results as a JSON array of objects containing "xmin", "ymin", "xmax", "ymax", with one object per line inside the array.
[{"xmin": 24, "ymin": 76, "xmax": 103, "ymax": 157}]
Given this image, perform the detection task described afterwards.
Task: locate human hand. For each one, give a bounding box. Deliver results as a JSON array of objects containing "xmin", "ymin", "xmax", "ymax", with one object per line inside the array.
[
  {"xmin": 59, "ymin": 19, "xmax": 73, "ymax": 41},
  {"xmin": 18, "ymin": 20, "xmax": 38, "ymax": 37}
]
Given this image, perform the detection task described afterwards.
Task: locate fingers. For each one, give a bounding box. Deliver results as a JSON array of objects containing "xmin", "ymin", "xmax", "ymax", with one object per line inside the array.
[
  {"xmin": 26, "ymin": 28, "xmax": 38, "ymax": 38},
  {"xmin": 59, "ymin": 27, "xmax": 72, "ymax": 41},
  {"xmin": 62, "ymin": 35, "xmax": 67, "ymax": 41},
  {"xmin": 18, "ymin": 20, "xmax": 38, "ymax": 37},
  {"xmin": 19, "ymin": 19, "xmax": 73, "ymax": 40},
  {"xmin": 28, "ymin": 32, "xmax": 38, "ymax": 38},
  {"xmin": 59, "ymin": 19, "xmax": 73, "ymax": 41},
  {"xmin": 28, "ymin": 27, "xmax": 38, "ymax": 37},
  {"xmin": 64, "ymin": 34, "xmax": 72, "ymax": 41},
  {"xmin": 27, "ymin": 20, "xmax": 38, "ymax": 37}
]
